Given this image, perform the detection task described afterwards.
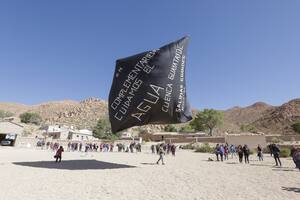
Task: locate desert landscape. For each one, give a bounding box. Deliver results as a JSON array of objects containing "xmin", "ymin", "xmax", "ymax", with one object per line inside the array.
[
  {"xmin": 0, "ymin": 147, "xmax": 299, "ymax": 200},
  {"xmin": 1, "ymin": 97, "xmax": 300, "ymax": 135}
]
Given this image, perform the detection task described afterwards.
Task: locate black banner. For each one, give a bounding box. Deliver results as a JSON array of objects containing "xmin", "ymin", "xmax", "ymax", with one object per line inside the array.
[{"xmin": 109, "ymin": 36, "xmax": 192, "ymax": 133}]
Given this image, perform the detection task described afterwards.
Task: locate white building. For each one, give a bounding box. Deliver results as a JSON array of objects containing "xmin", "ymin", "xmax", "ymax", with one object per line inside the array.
[
  {"xmin": 68, "ymin": 129, "xmax": 96, "ymax": 141},
  {"xmin": 45, "ymin": 125, "xmax": 71, "ymax": 139}
]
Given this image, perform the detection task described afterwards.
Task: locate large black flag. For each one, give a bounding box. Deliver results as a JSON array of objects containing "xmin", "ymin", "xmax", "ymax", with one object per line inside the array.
[{"xmin": 109, "ymin": 36, "xmax": 192, "ymax": 133}]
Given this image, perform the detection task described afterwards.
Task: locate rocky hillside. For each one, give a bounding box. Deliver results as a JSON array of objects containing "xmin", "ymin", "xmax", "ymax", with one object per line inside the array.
[
  {"xmin": 219, "ymin": 102, "xmax": 273, "ymax": 134},
  {"xmin": 1, "ymin": 98, "xmax": 300, "ymax": 135},
  {"xmin": 0, "ymin": 98, "xmax": 108, "ymax": 130},
  {"xmin": 253, "ymin": 99, "xmax": 300, "ymax": 135}
]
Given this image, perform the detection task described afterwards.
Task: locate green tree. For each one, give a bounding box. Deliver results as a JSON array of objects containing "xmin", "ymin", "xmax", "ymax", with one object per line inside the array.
[
  {"xmin": 190, "ymin": 109, "xmax": 223, "ymax": 136},
  {"xmin": 19, "ymin": 112, "xmax": 42, "ymax": 125},
  {"xmin": 164, "ymin": 124, "xmax": 177, "ymax": 132},
  {"xmin": 292, "ymin": 122, "xmax": 300, "ymax": 134},
  {"xmin": 0, "ymin": 110, "xmax": 14, "ymax": 119},
  {"xmin": 93, "ymin": 119, "xmax": 119, "ymax": 140}
]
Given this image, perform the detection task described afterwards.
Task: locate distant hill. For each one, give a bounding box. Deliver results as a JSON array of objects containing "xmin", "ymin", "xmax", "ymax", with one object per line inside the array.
[
  {"xmin": 0, "ymin": 98, "xmax": 108, "ymax": 130},
  {"xmin": 0, "ymin": 98, "xmax": 300, "ymax": 135}
]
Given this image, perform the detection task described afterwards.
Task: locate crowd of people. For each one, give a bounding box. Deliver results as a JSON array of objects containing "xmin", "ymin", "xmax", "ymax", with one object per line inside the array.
[
  {"xmin": 213, "ymin": 142, "xmax": 300, "ymax": 170},
  {"xmin": 44, "ymin": 139, "xmax": 300, "ymax": 170},
  {"xmin": 214, "ymin": 143, "xmax": 278, "ymax": 165},
  {"xmin": 151, "ymin": 143, "xmax": 177, "ymax": 156}
]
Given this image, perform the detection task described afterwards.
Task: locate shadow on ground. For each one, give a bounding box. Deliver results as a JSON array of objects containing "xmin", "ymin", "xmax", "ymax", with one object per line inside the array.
[
  {"xmin": 250, "ymin": 163, "xmax": 274, "ymax": 167},
  {"xmin": 282, "ymin": 187, "xmax": 300, "ymax": 193},
  {"xmin": 272, "ymin": 168, "xmax": 296, "ymax": 172},
  {"xmin": 141, "ymin": 162, "xmax": 157, "ymax": 165},
  {"xmin": 13, "ymin": 160, "xmax": 136, "ymax": 170}
]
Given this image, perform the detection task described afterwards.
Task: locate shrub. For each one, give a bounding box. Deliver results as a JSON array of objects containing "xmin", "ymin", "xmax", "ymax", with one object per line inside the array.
[
  {"xmin": 180, "ymin": 143, "xmax": 195, "ymax": 150},
  {"xmin": 194, "ymin": 143, "xmax": 214, "ymax": 153},
  {"xmin": 0, "ymin": 110, "xmax": 14, "ymax": 119},
  {"xmin": 240, "ymin": 123, "xmax": 257, "ymax": 133},
  {"xmin": 271, "ymin": 137, "xmax": 283, "ymax": 144},
  {"xmin": 280, "ymin": 148, "xmax": 290, "ymax": 158},
  {"xmin": 164, "ymin": 124, "xmax": 177, "ymax": 132},
  {"xmin": 19, "ymin": 112, "xmax": 42, "ymax": 125},
  {"xmin": 292, "ymin": 122, "xmax": 300, "ymax": 134},
  {"xmin": 249, "ymin": 149, "xmax": 254, "ymax": 155},
  {"xmin": 263, "ymin": 147, "xmax": 270, "ymax": 154},
  {"xmin": 179, "ymin": 125, "xmax": 194, "ymax": 133}
]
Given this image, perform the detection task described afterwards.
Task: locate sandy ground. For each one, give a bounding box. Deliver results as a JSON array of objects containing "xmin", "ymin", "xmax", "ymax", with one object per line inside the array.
[{"xmin": 0, "ymin": 147, "xmax": 299, "ymax": 200}]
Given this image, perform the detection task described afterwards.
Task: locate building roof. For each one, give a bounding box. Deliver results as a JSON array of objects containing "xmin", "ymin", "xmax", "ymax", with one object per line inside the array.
[{"xmin": 0, "ymin": 121, "xmax": 24, "ymax": 134}]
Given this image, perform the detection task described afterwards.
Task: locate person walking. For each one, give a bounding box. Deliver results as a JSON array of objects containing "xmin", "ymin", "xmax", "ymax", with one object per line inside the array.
[
  {"xmin": 272, "ymin": 144, "xmax": 282, "ymax": 167},
  {"xmin": 243, "ymin": 144, "xmax": 250, "ymax": 164},
  {"xmin": 54, "ymin": 146, "xmax": 64, "ymax": 163},
  {"xmin": 156, "ymin": 144, "xmax": 165, "ymax": 165},
  {"xmin": 257, "ymin": 145, "xmax": 263, "ymax": 161}
]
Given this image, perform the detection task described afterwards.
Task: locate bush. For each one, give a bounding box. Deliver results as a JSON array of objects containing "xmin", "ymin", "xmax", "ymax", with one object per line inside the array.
[
  {"xmin": 194, "ymin": 143, "xmax": 214, "ymax": 153},
  {"xmin": 280, "ymin": 148, "xmax": 290, "ymax": 158},
  {"xmin": 292, "ymin": 122, "xmax": 300, "ymax": 134},
  {"xmin": 271, "ymin": 137, "xmax": 283, "ymax": 144},
  {"xmin": 180, "ymin": 143, "xmax": 195, "ymax": 150},
  {"xmin": 164, "ymin": 124, "xmax": 177, "ymax": 132},
  {"xmin": 19, "ymin": 112, "xmax": 42, "ymax": 125},
  {"xmin": 240, "ymin": 123, "xmax": 257, "ymax": 133},
  {"xmin": 179, "ymin": 124, "xmax": 194, "ymax": 133},
  {"xmin": 0, "ymin": 110, "xmax": 14, "ymax": 119},
  {"xmin": 263, "ymin": 147, "xmax": 270, "ymax": 154}
]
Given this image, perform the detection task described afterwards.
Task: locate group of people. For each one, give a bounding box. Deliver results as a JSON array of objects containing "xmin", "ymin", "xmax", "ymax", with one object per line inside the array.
[
  {"xmin": 214, "ymin": 143, "xmax": 239, "ymax": 162},
  {"xmin": 214, "ymin": 142, "xmax": 300, "ymax": 169},
  {"xmin": 151, "ymin": 143, "xmax": 176, "ymax": 156},
  {"xmin": 51, "ymin": 141, "xmax": 143, "ymax": 162},
  {"xmin": 116, "ymin": 142, "xmax": 142, "ymax": 153},
  {"xmin": 214, "ymin": 143, "xmax": 272, "ymax": 165}
]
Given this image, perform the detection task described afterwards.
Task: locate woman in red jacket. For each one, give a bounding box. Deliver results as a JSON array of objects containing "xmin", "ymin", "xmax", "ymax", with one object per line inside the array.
[{"xmin": 54, "ymin": 146, "xmax": 64, "ymax": 163}]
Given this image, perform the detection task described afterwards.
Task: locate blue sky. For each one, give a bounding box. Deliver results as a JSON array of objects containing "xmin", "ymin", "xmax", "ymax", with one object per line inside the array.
[{"xmin": 0, "ymin": 0, "xmax": 299, "ymax": 110}]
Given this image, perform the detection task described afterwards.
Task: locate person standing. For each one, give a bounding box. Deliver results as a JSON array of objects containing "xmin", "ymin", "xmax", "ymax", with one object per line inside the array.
[
  {"xmin": 238, "ymin": 145, "xmax": 243, "ymax": 163},
  {"xmin": 243, "ymin": 144, "xmax": 250, "ymax": 164},
  {"xmin": 257, "ymin": 145, "xmax": 263, "ymax": 161},
  {"xmin": 215, "ymin": 144, "xmax": 220, "ymax": 161},
  {"xmin": 156, "ymin": 144, "xmax": 165, "ymax": 165},
  {"xmin": 268, "ymin": 144, "xmax": 273, "ymax": 157},
  {"xmin": 54, "ymin": 146, "xmax": 64, "ymax": 163},
  {"xmin": 293, "ymin": 148, "xmax": 300, "ymax": 170},
  {"xmin": 290, "ymin": 145, "xmax": 297, "ymax": 167},
  {"xmin": 171, "ymin": 144, "xmax": 176, "ymax": 156},
  {"xmin": 151, "ymin": 145, "xmax": 155, "ymax": 154},
  {"xmin": 219, "ymin": 145, "xmax": 225, "ymax": 162},
  {"xmin": 224, "ymin": 145, "xmax": 229, "ymax": 160},
  {"xmin": 272, "ymin": 144, "xmax": 282, "ymax": 166},
  {"xmin": 230, "ymin": 145, "xmax": 236, "ymax": 159}
]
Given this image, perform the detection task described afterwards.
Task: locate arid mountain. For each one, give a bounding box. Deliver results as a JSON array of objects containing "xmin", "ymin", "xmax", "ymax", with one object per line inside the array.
[
  {"xmin": 253, "ymin": 99, "xmax": 300, "ymax": 135},
  {"xmin": 219, "ymin": 102, "xmax": 273, "ymax": 134},
  {"xmin": 0, "ymin": 98, "xmax": 108, "ymax": 130},
  {"xmin": 0, "ymin": 98, "xmax": 300, "ymax": 135}
]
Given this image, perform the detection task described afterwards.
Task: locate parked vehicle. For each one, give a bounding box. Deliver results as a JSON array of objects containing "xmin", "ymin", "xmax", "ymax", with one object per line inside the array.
[{"xmin": 1, "ymin": 140, "xmax": 12, "ymax": 146}]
